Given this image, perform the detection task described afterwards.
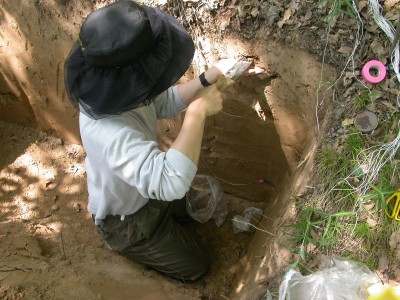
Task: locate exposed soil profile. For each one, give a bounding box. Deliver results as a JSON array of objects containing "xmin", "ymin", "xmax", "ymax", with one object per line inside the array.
[{"xmin": 0, "ymin": 0, "xmax": 337, "ymax": 299}]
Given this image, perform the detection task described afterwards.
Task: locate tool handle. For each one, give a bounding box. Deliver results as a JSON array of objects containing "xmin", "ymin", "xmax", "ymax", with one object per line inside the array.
[
  {"xmin": 385, "ymin": 192, "xmax": 400, "ymax": 221},
  {"xmin": 216, "ymin": 76, "xmax": 235, "ymax": 92}
]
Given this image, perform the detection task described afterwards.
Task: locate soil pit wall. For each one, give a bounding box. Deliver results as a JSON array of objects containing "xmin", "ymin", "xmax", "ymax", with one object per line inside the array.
[
  {"xmin": 0, "ymin": 0, "xmax": 332, "ymax": 202},
  {"xmin": 188, "ymin": 36, "xmax": 335, "ymax": 299},
  {"xmin": 0, "ymin": 1, "xmax": 336, "ymax": 299}
]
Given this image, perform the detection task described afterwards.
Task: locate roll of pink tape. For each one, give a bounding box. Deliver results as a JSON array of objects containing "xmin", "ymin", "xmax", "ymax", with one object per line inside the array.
[{"xmin": 362, "ymin": 60, "xmax": 386, "ymax": 84}]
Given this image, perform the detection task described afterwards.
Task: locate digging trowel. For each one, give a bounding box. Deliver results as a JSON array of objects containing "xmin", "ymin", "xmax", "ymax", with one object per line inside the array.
[{"xmin": 216, "ymin": 59, "xmax": 265, "ymax": 92}]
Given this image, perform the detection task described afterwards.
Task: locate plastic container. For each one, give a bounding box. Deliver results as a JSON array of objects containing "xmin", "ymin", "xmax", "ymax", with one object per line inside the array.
[
  {"xmin": 232, "ymin": 207, "xmax": 263, "ymax": 233},
  {"xmin": 186, "ymin": 174, "xmax": 228, "ymax": 227},
  {"xmin": 279, "ymin": 256, "xmax": 380, "ymax": 300}
]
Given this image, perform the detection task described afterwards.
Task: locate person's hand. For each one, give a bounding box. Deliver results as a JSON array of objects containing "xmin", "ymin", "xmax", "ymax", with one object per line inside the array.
[
  {"xmin": 201, "ymin": 59, "xmax": 239, "ymax": 85},
  {"xmin": 187, "ymin": 84, "xmax": 224, "ymax": 117},
  {"xmin": 202, "ymin": 59, "xmax": 264, "ymax": 86}
]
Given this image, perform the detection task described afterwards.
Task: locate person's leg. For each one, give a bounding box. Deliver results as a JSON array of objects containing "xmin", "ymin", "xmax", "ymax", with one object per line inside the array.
[
  {"xmin": 170, "ymin": 196, "xmax": 193, "ymax": 224},
  {"xmin": 95, "ymin": 199, "xmax": 210, "ymax": 282}
]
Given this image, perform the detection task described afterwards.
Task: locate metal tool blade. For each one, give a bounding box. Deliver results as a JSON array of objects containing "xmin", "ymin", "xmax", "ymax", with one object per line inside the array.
[{"xmin": 224, "ymin": 60, "xmax": 252, "ymax": 81}]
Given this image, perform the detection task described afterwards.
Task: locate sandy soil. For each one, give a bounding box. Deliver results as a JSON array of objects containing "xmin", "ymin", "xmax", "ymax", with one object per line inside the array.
[
  {"xmin": 2, "ymin": 0, "xmax": 398, "ymax": 299},
  {"xmin": 0, "ymin": 119, "xmax": 271, "ymax": 299},
  {"xmin": 0, "ymin": 0, "xmax": 332, "ymax": 298}
]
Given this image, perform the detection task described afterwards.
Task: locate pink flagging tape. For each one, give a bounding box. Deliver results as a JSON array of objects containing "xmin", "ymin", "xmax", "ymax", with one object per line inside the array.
[{"xmin": 362, "ymin": 60, "xmax": 387, "ymax": 84}]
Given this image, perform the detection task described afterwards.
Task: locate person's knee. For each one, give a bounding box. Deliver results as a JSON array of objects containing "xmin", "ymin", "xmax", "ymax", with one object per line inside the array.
[{"xmin": 180, "ymin": 252, "xmax": 211, "ymax": 282}]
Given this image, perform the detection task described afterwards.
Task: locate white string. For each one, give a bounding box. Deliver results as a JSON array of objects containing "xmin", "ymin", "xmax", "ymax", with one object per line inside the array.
[
  {"xmin": 315, "ymin": 0, "xmax": 366, "ymax": 136},
  {"xmin": 354, "ymin": 127, "xmax": 400, "ymax": 195},
  {"xmin": 331, "ymin": 123, "xmax": 400, "ymax": 203},
  {"xmin": 221, "ymin": 111, "xmax": 251, "ymax": 118},
  {"xmin": 367, "ymin": 0, "xmax": 400, "ymax": 83},
  {"xmin": 315, "ymin": 1, "xmax": 399, "ymax": 208}
]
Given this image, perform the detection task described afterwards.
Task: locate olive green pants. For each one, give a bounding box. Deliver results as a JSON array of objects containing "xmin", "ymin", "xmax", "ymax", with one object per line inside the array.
[{"xmin": 94, "ymin": 198, "xmax": 210, "ymax": 282}]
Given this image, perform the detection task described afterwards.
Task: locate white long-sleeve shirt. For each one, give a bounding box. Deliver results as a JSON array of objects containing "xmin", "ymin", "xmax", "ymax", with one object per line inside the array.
[{"xmin": 80, "ymin": 86, "xmax": 197, "ymax": 225}]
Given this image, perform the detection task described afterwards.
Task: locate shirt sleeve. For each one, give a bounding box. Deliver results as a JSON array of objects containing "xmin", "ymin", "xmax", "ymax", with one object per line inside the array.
[
  {"xmin": 153, "ymin": 86, "xmax": 186, "ymax": 119},
  {"xmin": 106, "ymin": 126, "xmax": 197, "ymax": 201}
]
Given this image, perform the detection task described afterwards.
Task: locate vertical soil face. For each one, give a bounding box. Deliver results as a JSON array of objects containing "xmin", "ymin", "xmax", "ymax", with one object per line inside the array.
[
  {"xmin": 199, "ymin": 74, "xmax": 289, "ymax": 202},
  {"xmin": 0, "ymin": 1, "xmax": 336, "ymax": 299},
  {"xmin": 0, "ymin": 0, "xmax": 334, "ymax": 202},
  {"xmin": 0, "ymin": 0, "xmax": 85, "ymax": 144}
]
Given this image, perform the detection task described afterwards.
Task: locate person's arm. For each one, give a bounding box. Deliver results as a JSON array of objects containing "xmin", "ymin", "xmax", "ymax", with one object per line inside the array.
[
  {"xmin": 177, "ymin": 66, "xmax": 222, "ymax": 106},
  {"xmin": 171, "ymin": 84, "xmax": 223, "ymax": 165},
  {"xmin": 177, "ymin": 59, "xmax": 265, "ymax": 106},
  {"xmin": 172, "ymin": 59, "xmax": 264, "ymax": 164}
]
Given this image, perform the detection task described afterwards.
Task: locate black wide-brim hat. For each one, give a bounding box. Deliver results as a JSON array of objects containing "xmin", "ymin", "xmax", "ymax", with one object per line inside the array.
[{"xmin": 64, "ymin": 0, "xmax": 195, "ymax": 119}]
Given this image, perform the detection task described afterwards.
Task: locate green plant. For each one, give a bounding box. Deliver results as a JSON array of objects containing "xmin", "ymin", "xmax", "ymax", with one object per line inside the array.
[
  {"xmin": 354, "ymin": 221, "xmax": 373, "ymax": 240},
  {"xmin": 359, "ymin": 180, "xmax": 397, "ymax": 213},
  {"xmin": 317, "ymin": 0, "xmax": 358, "ymax": 23},
  {"xmin": 379, "ymin": 115, "xmax": 400, "ymax": 143},
  {"xmin": 354, "ymin": 91, "xmax": 371, "ymax": 111},
  {"xmin": 317, "ymin": 147, "xmax": 351, "ymax": 180},
  {"xmin": 285, "ymin": 205, "xmax": 356, "ymax": 264},
  {"xmin": 283, "ymin": 89, "xmax": 400, "ymax": 279},
  {"xmin": 316, "ymin": 141, "xmax": 361, "ymax": 195},
  {"xmin": 347, "ymin": 218, "xmax": 400, "ymax": 271}
]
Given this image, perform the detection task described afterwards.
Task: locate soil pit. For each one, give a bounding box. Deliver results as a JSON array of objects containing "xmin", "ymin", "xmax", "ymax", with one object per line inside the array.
[
  {"xmin": 0, "ymin": 2, "xmax": 336, "ymax": 298},
  {"xmin": 0, "ymin": 49, "xmax": 333, "ymax": 299}
]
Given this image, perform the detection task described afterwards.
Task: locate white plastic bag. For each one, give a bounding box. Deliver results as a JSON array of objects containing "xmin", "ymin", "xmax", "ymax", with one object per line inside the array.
[
  {"xmin": 186, "ymin": 174, "xmax": 228, "ymax": 227},
  {"xmin": 232, "ymin": 207, "xmax": 263, "ymax": 233},
  {"xmin": 279, "ymin": 256, "xmax": 380, "ymax": 300}
]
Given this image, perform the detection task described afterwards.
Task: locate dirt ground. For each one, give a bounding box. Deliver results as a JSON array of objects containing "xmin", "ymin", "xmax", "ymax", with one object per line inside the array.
[
  {"xmin": 0, "ymin": 119, "xmax": 268, "ymax": 299},
  {"xmin": 0, "ymin": 0, "xmax": 320, "ymax": 298},
  {"xmin": 1, "ymin": 0, "xmax": 399, "ymax": 299}
]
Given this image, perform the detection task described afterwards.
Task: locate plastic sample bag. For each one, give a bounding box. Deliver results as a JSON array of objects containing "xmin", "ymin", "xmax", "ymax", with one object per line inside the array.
[
  {"xmin": 279, "ymin": 256, "xmax": 380, "ymax": 300},
  {"xmin": 186, "ymin": 174, "xmax": 228, "ymax": 227},
  {"xmin": 232, "ymin": 207, "xmax": 263, "ymax": 233}
]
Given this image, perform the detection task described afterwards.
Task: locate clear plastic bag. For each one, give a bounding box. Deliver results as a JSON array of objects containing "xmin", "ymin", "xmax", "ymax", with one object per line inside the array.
[
  {"xmin": 279, "ymin": 256, "xmax": 380, "ymax": 300},
  {"xmin": 186, "ymin": 174, "xmax": 228, "ymax": 227},
  {"xmin": 232, "ymin": 207, "xmax": 263, "ymax": 233}
]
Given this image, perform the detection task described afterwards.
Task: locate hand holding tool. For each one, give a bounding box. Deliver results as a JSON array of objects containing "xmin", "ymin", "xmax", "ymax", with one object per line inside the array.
[{"xmin": 214, "ymin": 58, "xmax": 265, "ymax": 91}]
